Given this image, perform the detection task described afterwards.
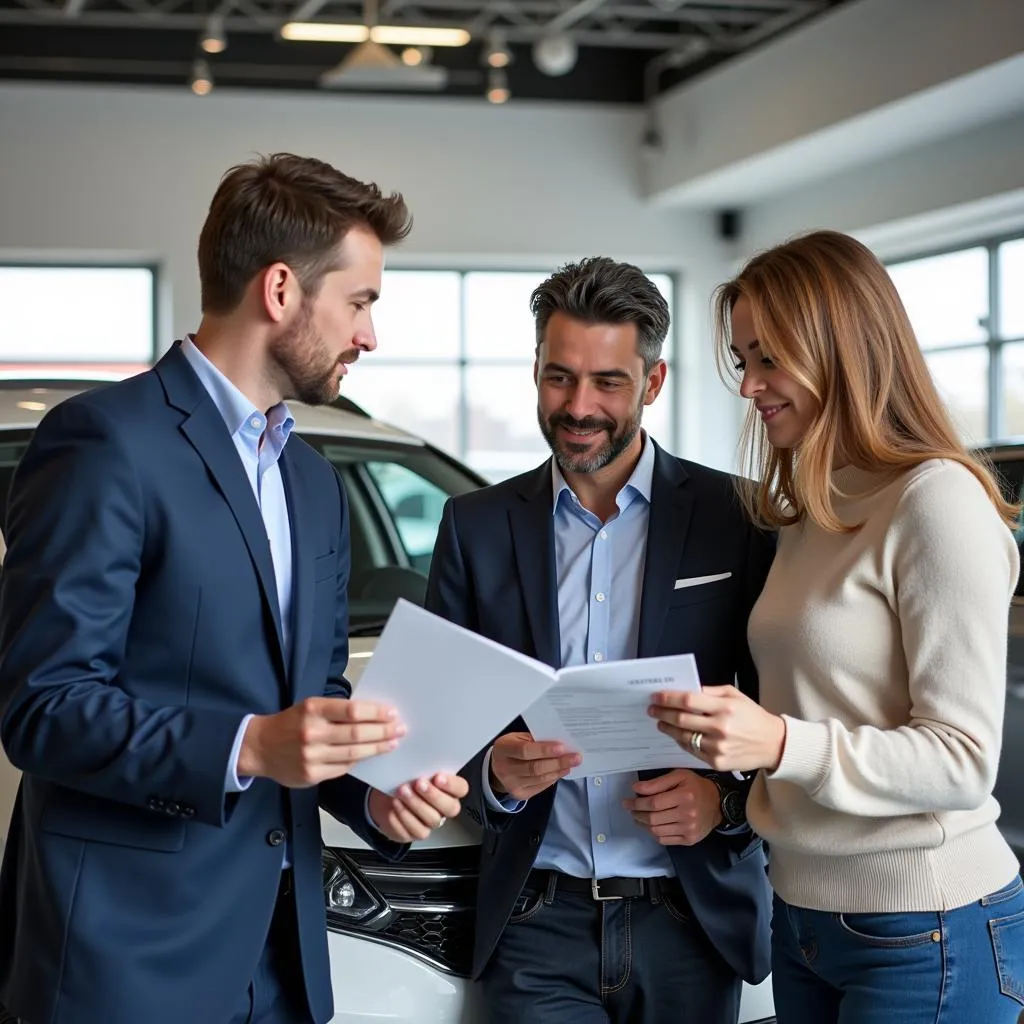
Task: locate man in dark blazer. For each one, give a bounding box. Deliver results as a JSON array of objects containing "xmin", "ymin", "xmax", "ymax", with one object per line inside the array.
[
  {"xmin": 426, "ymin": 257, "xmax": 774, "ymax": 1023},
  {"xmin": 0, "ymin": 154, "xmax": 466, "ymax": 1024}
]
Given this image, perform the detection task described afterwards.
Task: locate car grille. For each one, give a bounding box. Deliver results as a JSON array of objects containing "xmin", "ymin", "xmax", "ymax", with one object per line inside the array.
[
  {"xmin": 379, "ymin": 907, "xmax": 474, "ymax": 976},
  {"xmin": 328, "ymin": 846, "xmax": 478, "ymax": 977}
]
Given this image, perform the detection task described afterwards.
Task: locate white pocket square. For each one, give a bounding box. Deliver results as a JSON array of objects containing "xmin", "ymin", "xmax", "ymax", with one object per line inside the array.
[{"xmin": 674, "ymin": 572, "xmax": 732, "ymax": 590}]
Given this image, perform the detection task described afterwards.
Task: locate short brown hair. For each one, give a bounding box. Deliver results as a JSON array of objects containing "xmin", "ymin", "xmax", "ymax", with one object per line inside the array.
[{"xmin": 198, "ymin": 153, "xmax": 412, "ymax": 314}]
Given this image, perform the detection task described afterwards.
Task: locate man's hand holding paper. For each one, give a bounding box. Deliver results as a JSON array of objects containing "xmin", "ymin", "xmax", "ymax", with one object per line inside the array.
[{"xmin": 488, "ymin": 732, "xmax": 581, "ymax": 801}]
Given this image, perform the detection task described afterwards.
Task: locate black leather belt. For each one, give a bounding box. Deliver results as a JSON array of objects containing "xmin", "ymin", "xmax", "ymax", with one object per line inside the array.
[{"xmin": 526, "ymin": 869, "xmax": 678, "ymax": 902}]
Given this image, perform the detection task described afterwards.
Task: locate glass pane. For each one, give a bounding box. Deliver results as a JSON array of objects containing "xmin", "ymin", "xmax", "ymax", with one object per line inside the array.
[
  {"xmin": 888, "ymin": 248, "xmax": 988, "ymax": 349},
  {"xmin": 364, "ymin": 460, "xmax": 450, "ymax": 568},
  {"xmin": 649, "ymin": 273, "xmax": 675, "ymax": 360},
  {"xmin": 1000, "ymin": 341, "xmax": 1024, "ymax": 438},
  {"xmin": 0, "ymin": 266, "xmax": 154, "ymax": 362},
  {"xmin": 340, "ymin": 364, "xmax": 460, "ymax": 456},
  {"xmin": 373, "ymin": 270, "xmax": 460, "ymax": 360},
  {"xmin": 925, "ymin": 347, "xmax": 988, "ymax": 443},
  {"xmin": 464, "ymin": 364, "xmax": 550, "ymax": 482},
  {"xmin": 999, "ymin": 239, "xmax": 1024, "ymax": 339},
  {"xmin": 464, "ymin": 271, "xmax": 548, "ymax": 360}
]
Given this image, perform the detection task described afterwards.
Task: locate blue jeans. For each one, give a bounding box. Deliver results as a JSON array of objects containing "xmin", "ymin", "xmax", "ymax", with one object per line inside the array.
[
  {"xmin": 771, "ymin": 875, "xmax": 1024, "ymax": 1023},
  {"xmin": 481, "ymin": 875, "xmax": 741, "ymax": 1024}
]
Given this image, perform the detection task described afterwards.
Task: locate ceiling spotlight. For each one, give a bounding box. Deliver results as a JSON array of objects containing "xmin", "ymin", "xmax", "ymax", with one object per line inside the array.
[
  {"xmin": 191, "ymin": 58, "xmax": 213, "ymax": 95},
  {"xmin": 485, "ymin": 31, "xmax": 511, "ymax": 68},
  {"xmin": 200, "ymin": 13, "xmax": 227, "ymax": 54},
  {"xmin": 533, "ymin": 33, "xmax": 577, "ymax": 76},
  {"xmin": 486, "ymin": 67, "xmax": 510, "ymax": 104},
  {"xmin": 402, "ymin": 46, "xmax": 433, "ymax": 66}
]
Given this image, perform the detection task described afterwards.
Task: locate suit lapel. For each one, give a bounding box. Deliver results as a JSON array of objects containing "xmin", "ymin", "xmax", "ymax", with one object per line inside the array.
[
  {"xmin": 508, "ymin": 461, "xmax": 561, "ymax": 669},
  {"xmin": 155, "ymin": 345, "xmax": 286, "ymax": 667},
  {"xmin": 280, "ymin": 447, "xmax": 314, "ymax": 691},
  {"xmin": 637, "ymin": 444, "xmax": 694, "ymax": 657}
]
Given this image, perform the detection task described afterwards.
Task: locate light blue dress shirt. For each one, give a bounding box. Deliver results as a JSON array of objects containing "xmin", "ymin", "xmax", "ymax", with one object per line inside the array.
[{"xmin": 485, "ymin": 434, "xmax": 676, "ymax": 880}]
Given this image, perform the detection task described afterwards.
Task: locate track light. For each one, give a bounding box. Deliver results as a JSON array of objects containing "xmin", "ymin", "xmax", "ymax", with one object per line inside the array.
[
  {"xmin": 401, "ymin": 46, "xmax": 433, "ymax": 66},
  {"xmin": 191, "ymin": 58, "xmax": 213, "ymax": 95},
  {"xmin": 485, "ymin": 31, "xmax": 511, "ymax": 69},
  {"xmin": 486, "ymin": 67, "xmax": 509, "ymax": 104},
  {"xmin": 200, "ymin": 13, "xmax": 226, "ymax": 54}
]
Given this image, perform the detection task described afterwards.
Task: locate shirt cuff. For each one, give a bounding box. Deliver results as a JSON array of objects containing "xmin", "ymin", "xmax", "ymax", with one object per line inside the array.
[
  {"xmin": 482, "ymin": 748, "xmax": 526, "ymax": 814},
  {"xmin": 365, "ymin": 789, "xmax": 385, "ymax": 834},
  {"xmin": 225, "ymin": 714, "xmax": 256, "ymax": 794}
]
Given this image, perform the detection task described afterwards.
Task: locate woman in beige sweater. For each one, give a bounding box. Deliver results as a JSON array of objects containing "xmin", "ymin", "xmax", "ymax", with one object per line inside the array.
[{"xmin": 650, "ymin": 230, "xmax": 1024, "ymax": 1023}]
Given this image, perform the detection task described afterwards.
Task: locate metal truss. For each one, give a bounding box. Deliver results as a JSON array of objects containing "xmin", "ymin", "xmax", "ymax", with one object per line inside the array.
[{"xmin": 0, "ymin": 0, "xmax": 829, "ymax": 52}]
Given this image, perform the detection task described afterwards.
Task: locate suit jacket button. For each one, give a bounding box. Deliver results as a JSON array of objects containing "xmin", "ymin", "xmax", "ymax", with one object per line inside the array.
[
  {"xmin": 148, "ymin": 797, "xmax": 164, "ymax": 812},
  {"xmin": 181, "ymin": 806, "xmax": 196, "ymax": 819},
  {"xmin": 267, "ymin": 829, "xmax": 286, "ymax": 847},
  {"xmin": 165, "ymin": 801, "xmax": 180, "ymax": 816},
  {"xmin": 530, "ymin": 832, "xmax": 541, "ymax": 846}
]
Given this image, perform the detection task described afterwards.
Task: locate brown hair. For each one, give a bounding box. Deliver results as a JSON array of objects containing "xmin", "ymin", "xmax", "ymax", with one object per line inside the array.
[
  {"xmin": 713, "ymin": 229, "xmax": 1018, "ymax": 532},
  {"xmin": 198, "ymin": 153, "xmax": 412, "ymax": 314}
]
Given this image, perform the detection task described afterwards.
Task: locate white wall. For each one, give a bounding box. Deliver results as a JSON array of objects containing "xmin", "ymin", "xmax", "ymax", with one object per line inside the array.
[
  {"xmin": 0, "ymin": 82, "xmax": 711, "ymax": 341},
  {"xmin": 0, "ymin": 81, "xmax": 751, "ymax": 469}
]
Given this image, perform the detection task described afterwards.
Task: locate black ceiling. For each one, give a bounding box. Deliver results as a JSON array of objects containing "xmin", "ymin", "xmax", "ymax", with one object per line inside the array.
[{"xmin": 0, "ymin": 1, "xmax": 853, "ymax": 104}]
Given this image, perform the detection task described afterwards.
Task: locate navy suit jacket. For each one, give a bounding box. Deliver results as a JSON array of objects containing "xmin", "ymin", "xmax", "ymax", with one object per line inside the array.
[
  {"xmin": 0, "ymin": 344, "xmax": 400, "ymax": 1024},
  {"xmin": 425, "ymin": 443, "xmax": 775, "ymax": 984}
]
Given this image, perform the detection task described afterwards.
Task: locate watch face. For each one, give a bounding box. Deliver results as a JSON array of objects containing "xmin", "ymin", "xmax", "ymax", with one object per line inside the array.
[{"xmin": 722, "ymin": 790, "xmax": 746, "ymax": 827}]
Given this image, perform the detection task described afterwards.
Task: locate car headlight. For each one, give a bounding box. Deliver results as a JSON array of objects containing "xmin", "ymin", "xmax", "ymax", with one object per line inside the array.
[{"xmin": 321, "ymin": 847, "xmax": 391, "ymax": 930}]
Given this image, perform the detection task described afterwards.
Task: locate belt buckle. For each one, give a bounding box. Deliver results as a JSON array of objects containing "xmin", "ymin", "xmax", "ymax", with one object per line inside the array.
[{"xmin": 591, "ymin": 878, "xmax": 623, "ymax": 901}]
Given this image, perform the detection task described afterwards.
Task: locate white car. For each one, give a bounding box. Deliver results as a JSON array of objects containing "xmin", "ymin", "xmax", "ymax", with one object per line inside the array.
[{"xmin": 0, "ymin": 379, "xmax": 776, "ymax": 1023}]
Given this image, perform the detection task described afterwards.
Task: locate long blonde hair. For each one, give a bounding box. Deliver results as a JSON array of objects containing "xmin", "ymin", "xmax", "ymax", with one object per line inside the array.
[{"xmin": 713, "ymin": 230, "xmax": 1018, "ymax": 532}]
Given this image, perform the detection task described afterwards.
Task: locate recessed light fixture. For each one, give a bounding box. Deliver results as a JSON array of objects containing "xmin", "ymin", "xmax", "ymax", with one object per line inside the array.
[
  {"xmin": 17, "ymin": 401, "xmax": 47, "ymax": 412},
  {"xmin": 281, "ymin": 22, "xmax": 470, "ymax": 47}
]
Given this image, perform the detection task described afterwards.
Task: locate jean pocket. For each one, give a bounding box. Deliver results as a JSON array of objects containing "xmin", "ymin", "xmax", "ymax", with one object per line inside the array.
[
  {"xmin": 508, "ymin": 890, "xmax": 546, "ymax": 925},
  {"xmin": 989, "ymin": 907, "xmax": 1024, "ymax": 1006},
  {"xmin": 981, "ymin": 875, "xmax": 1024, "ymax": 907},
  {"xmin": 661, "ymin": 891, "xmax": 692, "ymax": 925},
  {"xmin": 836, "ymin": 911, "xmax": 942, "ymax": 949}
]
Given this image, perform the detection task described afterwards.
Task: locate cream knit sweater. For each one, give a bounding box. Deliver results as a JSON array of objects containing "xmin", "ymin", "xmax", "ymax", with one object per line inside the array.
[{"xmin": 746, "ymin": 459, "xmax": 1021, "ymax": 913}]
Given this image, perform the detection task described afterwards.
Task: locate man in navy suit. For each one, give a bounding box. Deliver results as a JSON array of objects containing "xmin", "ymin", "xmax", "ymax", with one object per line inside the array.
[
  {"xmin": 426, "ymin": 258, "xmax": 774, "ymax": 1023},
  {"xmin": 0, "ymin": 153, "xmax": 466, "ymax": 1024}
]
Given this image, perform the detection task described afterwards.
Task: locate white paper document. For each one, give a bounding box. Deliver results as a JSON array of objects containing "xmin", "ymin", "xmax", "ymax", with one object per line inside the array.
[
  {"xmin": 348, "ymin": 599, "xmax": 710, "ymax": 792},
  {"xmin": 521, "ymin": 654, "xmax": 707, "ymax": 779},
  {"xmin": 347, "ymin": 600, "xmax": 561, "ymax": 794}
]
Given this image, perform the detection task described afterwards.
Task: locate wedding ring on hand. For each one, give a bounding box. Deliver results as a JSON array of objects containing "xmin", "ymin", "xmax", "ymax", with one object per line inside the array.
[{"xmin": 689, "ymin": 731, "xmax": 704, "ymax": 754}]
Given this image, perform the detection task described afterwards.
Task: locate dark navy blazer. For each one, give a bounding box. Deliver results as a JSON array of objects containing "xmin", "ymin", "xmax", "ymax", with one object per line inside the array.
[
  {"xmin": 425, "ymin": 443, "xmax": 775, "ymax": 984},
  {"xmin": 0, "ymin": 344, "xmax": 400, "ymax": 1024}
]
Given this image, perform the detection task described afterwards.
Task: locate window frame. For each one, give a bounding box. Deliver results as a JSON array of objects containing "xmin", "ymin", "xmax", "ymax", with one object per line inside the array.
[
  {"xmin": 885, "ymin": 231, "xmax": 1024, "ymax": 442},
  {"xmin": 0, "ymin": 260, "xmax": 160, "ymax": 368}
]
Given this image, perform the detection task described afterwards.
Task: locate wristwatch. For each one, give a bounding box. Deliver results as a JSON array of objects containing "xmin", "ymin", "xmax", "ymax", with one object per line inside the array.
[{"xmin": 713, "ymin": 780, "xmax": 747, "ymax": 828}]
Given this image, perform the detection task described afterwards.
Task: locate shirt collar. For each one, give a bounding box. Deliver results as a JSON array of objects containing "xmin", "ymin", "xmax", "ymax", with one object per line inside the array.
[
  {"xmin": 180, "ymin": 336, "xmax": 294, "ymax": 442},
  {"xmin": 551, "ymin": 431, "xmax": 655, "ymax": 516}
]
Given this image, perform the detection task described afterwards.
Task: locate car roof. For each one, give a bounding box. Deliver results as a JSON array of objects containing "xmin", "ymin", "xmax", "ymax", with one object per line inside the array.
[{"xmin": 0, "ymin": 378, "xmax": 424, "ymax": 446}]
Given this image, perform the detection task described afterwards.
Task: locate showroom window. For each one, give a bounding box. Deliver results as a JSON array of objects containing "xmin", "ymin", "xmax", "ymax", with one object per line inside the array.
[
  {"xmin": 343, "ymin": 269, "xmax": 678, "ymax": 482},
  {"xmin": 888, "ymin": 234, "xmax": 1024, "ymax": 444},
  {"xmin": 0, "ymin": 263, "xmax": 157, "ymax": 376}
]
